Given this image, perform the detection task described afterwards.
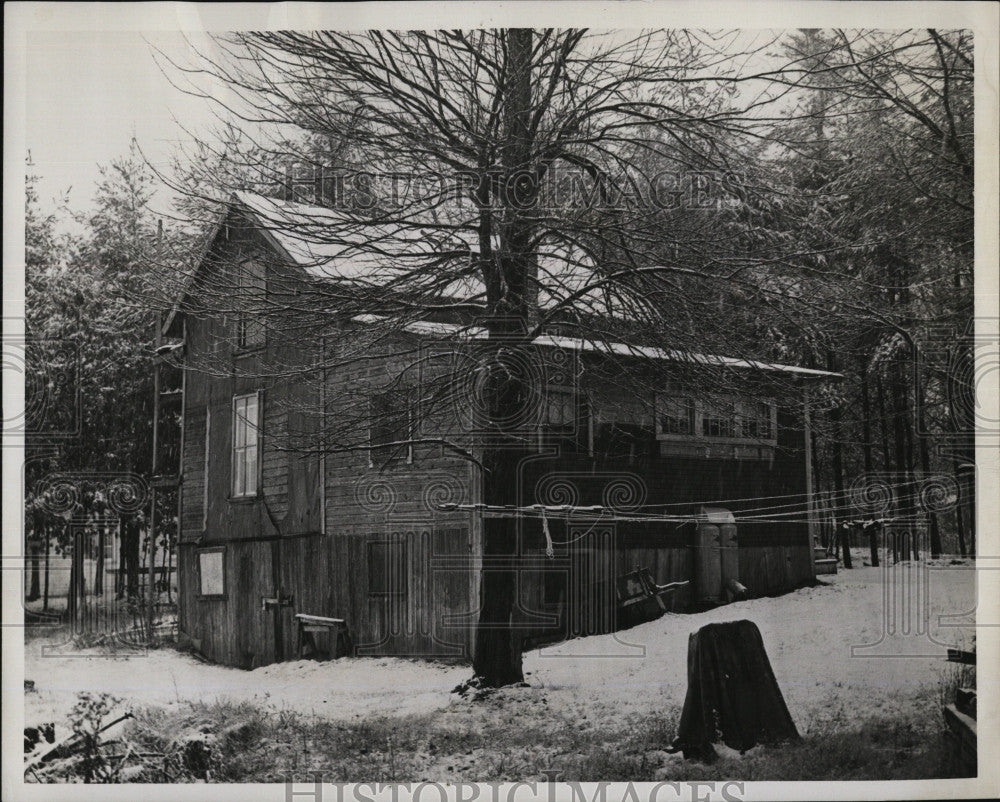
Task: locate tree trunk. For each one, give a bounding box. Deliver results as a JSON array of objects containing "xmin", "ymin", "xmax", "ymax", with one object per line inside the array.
[
  {"xmin": 472, "ymin": 333, "xmax": 532, "ymax": 685},
  {"xmin": 861, "ymin": 368, "xmax": 877, "ymax": 567},
  {"xmin": 950, "ymin": 338, "xmax": 976, "ymax": 558},
  {"xmin": 471, "ymin": 27, "xmax": 534, "ymax": 688},
  {"xmin": 27, "ymin": 543, "xmax": 41, "ymax": 601},
  {"xmin": 954, "ymin": 464, "xmax": 967, "ymax": 557},
  {"xmin": 116, "ymin": 519, "xmax": 125, "ymax": 598},
  {"xmin": 868, "ymin": 522, "xmax": 880, "ymax": 568},
  {"xmin": 915, "ymin": 369, "xmax": 942, "ymax": 558},
  {"xmin": 123, "ymin": 517, "xmax": 140, "ymax": 599},
  {"xmin": 68, "ymin": 529, "xmax": 85, "ymax": 630},
  {"xmin": 473, "ymin": 445, "xmax": 526, "ymax": 686},
  {"xmin": 147, "ymin": 509, "xmax": 157, "ymax": 638},
  {"xmin": 901, "ymin": 366, "xmax": 920, "ymax": 561},
  {"xmin": 890, "ymin": 357, "xmax": 912, "ymax": 561},
  {"xmin": 861, "ymin": 370, "xmax": 874, "ymax": 474},
  {"xmin": 965, "ymin": 467, "xmax": 975, "ymax": 558},
  {"xmin": 810, "ymin": 430, "xmax": 826, "ymax": 550},
  {"xmin": 43, "ymin": 523, "xmax": 50, "ymax": 611},
  {"xmin": 876, "ymin": 370, "xmax": 892, "ymax": 470},
  {"xmin": 828, "ymin": 353, "xmax": 851, "ymax": 568},
  {"xmin": 166, "ymin": 532, "xmax": 173, "ymax": 604}
]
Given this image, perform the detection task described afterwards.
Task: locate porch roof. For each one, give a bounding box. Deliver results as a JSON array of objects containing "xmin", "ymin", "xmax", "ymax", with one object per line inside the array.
[{"xmin": 351, "ymin": 315, "xmax": 843, "ymax": 379}]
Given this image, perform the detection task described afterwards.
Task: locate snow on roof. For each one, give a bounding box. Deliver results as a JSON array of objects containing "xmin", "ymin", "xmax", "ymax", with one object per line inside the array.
[
  {"xmin": 536, "ymin": 334, "xmax": 843, "ymax": 377},
  {"xmin": 351, "ymin": 315, "xmax": 842, "ymax": 378},
  {"xmin": 234, "ymin": 190, "xmax": 474, "ymax": 285},
  {"xmin": 170, "ymin": 192, "xmax": 837, "ymax": 379},
  {"xmin": 233, "ymin": 190, "xmax": 599, "ymax": 307}
]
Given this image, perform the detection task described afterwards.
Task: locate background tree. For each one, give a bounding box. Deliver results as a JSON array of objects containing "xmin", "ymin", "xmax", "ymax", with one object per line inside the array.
[
  {"xmin": 25, "ymin": 146, "xmax": 191, "ymax": 618},
  {"xmin": 766, "ymin": 29, "xmax": 973, "ymax": 558}
]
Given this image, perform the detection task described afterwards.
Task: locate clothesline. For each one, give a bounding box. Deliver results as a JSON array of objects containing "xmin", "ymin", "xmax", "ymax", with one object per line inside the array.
[
  {"xmin": 628, "ymin": 478, "xmax": 916, "ymax": 510},
  {"xmin": 436, "ymin": 502, "xmax": 694, "ymax": 524},
  {"xmin": 435, "ymin": 502, "xmax": 905, "ymax": 527},
  {"xmin": 436, "ymin": 477, "xmax": 918, "ymax": 521}
]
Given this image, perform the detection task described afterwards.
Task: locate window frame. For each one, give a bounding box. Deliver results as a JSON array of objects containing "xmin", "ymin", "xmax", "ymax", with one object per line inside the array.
[
  {"xmin": 738, "ymin": 399, "xmax": 776, "ymax": 441},
  {"xmin": 655, "ymin": 392, "xmax": 777, "ymax": 446},
  {"xmin": 538, "ymin": 384, "xmax": 593, "ymax": 453},
  {"xmin": 656, "ymin": 395, "xmax": 696, "ymax": 437},
  {"xmin": 701, "ymin": 397, "xmax": 739, "ymax": 439},
  {"xmin": 231, "ymin": 391, "xmax": 262, "ymax": 499},
  {"xmin": 197, "ymin": 546, "xmax": 226, "ymax": 600},
  {"xmin": 236, "ymin": 258, "xmax": 266, "ymax": 350},
  {"xmin": 368, "ymin": 388, "xmax": 414, "ymax": 468}
]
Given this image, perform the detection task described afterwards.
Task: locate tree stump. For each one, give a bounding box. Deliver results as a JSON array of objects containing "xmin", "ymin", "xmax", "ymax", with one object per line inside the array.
[{"xmin": 671, "ymin": 620, "xmax": 799, "ymax": 761}]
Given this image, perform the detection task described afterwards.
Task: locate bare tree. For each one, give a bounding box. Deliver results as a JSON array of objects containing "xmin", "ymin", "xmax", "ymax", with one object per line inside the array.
[{"xmin": 155, "ymin": 29, "xmax": 909, "ymax": 684}]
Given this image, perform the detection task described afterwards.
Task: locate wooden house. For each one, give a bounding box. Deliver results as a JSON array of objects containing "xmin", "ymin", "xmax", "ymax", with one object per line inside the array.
[{"xmin": 163, "ymin": 191, "xmax": 840, "ymax": 668}]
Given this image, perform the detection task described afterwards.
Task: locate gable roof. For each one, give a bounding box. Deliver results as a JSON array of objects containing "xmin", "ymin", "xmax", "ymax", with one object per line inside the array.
[
  {"xmin": 165, "ymin": 190, "xmax": 599, "ymax": 332},
  {"xmin": 164, "ymin": 191, "xmax": 841, "ymax": 380}
]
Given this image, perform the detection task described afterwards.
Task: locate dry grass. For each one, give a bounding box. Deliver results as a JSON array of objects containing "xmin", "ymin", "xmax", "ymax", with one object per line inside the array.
[{"xmin": 104, "ymin": 691, "xmax": 965, "ymax": 783}]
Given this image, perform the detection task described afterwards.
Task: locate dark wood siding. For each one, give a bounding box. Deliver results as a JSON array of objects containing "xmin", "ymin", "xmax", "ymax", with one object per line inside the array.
[
  {"xmin": 177, "ymin": 221, "xmax": 480, "ymax": 666},
  {"xmin": 179, "ymin": 527, "xmax": 477, "ymax": 668},
  {"xmin": 177, "ymin": 209, "xmax": 816, "ymax": 668},
  {"xmin": 180, "ymin": 407, "xmax": 206, "ymax": 538}
]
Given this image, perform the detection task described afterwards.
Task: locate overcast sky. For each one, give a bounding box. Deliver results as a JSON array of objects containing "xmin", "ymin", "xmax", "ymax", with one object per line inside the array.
[
  {"xmin": 10, "ymin": 2, "xmax": 994, "ymax": 237},
  {"xmin": 24, "ymin": 29, "xmax": 217, "ymax": 228}
]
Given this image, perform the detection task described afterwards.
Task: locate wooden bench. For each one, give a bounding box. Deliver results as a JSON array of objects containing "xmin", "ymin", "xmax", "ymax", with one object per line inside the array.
[{"xmin": 295, "ymin": 614, "xmax": 351, "ymax": 660}]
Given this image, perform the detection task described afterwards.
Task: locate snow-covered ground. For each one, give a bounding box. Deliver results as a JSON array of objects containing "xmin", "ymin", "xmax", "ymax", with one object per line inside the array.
[{"xmin": 24, "ymin": 560, "xmax": 976, "ymax": 734}]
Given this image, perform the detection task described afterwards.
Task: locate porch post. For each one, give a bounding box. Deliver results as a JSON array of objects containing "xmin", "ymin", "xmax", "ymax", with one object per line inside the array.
[{"xmin": 803, "ymin": 387, "xmax": 819, "ymax": 567}]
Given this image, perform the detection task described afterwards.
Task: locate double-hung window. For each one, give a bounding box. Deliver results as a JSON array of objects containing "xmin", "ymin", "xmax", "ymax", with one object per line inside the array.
[
  {"xmin": 658, "ymin": 396, "xmax": 695, "ymax": 436},
  {"xmin": 232, "ymin": 393, "xmax": 260, "ymax": 497},
  {"xmin": 740, "ymin": 400, "xmax": 774, "ymax": 440},
  {"xmin": 701, "ymin": 399, "xmax": 738, "ymax": 438}
]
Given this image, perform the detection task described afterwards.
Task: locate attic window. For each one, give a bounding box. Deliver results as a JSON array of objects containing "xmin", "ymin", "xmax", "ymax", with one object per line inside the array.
[
  {"xmin": 237, "ymin": 260, "xmax": 265, "ymax": 348},
  {"xmin": 232, "ymin": 392, "xmax": 261, "ymax": 497}
]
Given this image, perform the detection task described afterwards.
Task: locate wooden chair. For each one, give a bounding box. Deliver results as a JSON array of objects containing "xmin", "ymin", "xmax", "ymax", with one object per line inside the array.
[{"xmin": 616, "ymin": 567, "xmax": 689, "ymax": 627}]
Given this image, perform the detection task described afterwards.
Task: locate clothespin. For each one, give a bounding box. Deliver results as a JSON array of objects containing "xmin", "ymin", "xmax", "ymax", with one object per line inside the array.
[{"xmin": 542, "ymin": 507, "xmax": 554, "ymax": 559}]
